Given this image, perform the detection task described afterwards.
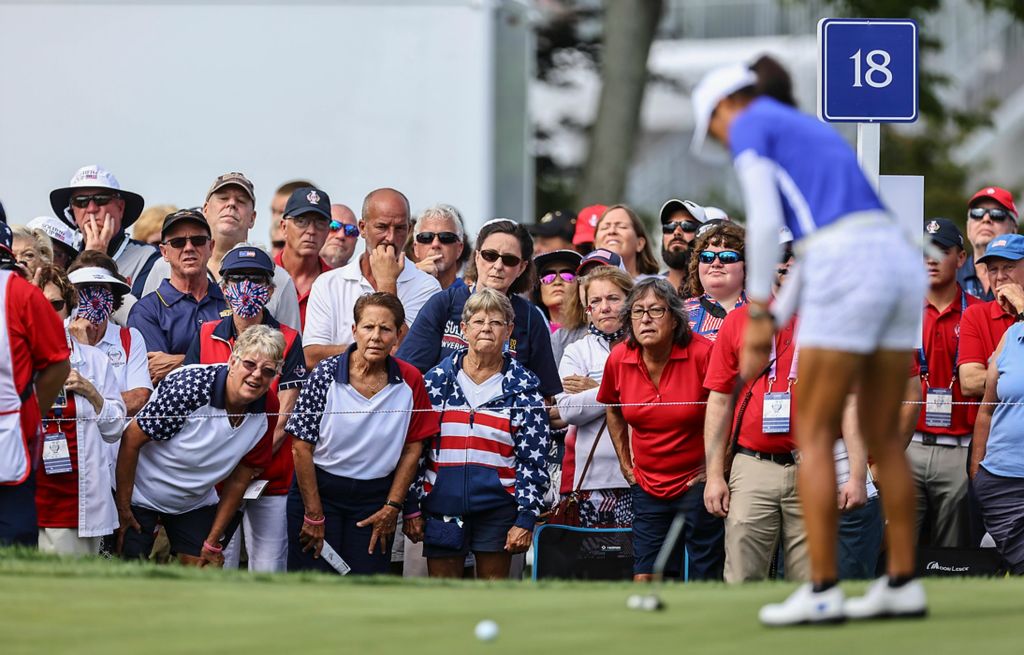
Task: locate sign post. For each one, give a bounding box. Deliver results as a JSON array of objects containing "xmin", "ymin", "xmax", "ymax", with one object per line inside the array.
[{"xmin": 818, "ymin": 18, "xmax": 919, "ymax": 189}]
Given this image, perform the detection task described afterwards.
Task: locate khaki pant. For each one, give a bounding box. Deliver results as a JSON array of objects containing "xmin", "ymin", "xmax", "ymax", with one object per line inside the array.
[
  {"xmin": 724, "ymin": 453, "xmax": 808, "ymax": 583},
  {"xmin": 908, "ymin": 440, "xmax": 970, "ymax": 547},
  {"xmin": 38, "ymin": 528, "xmax": 102, "ymax": 556}
]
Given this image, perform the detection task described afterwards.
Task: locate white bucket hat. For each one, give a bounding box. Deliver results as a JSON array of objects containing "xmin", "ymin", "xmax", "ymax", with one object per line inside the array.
[
  {"xmin": 27, "ymin": 215, "xmax": 79, "ymax": 252},
  {"xmin": 690, "ymin": 63, "xmax": 758, "ymax": 159},
  {"xmin": 49, "ymin": 165, "xmax": 145, "ymax": 230}
]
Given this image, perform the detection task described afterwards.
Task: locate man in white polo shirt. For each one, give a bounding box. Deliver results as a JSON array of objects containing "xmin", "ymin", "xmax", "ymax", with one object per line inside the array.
[
  {"xmin": 302, "ymin": 188, "xmax": 441, "ymax": 369},
  {"xmin": 115, "ymin": 325, "xmax": 283, "ymax": 566}
]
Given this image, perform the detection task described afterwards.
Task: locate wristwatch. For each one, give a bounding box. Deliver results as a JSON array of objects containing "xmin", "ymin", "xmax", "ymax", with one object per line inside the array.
[{"xmin": 384, "ymin": 500, "xmax": 403, "ymax": 511}]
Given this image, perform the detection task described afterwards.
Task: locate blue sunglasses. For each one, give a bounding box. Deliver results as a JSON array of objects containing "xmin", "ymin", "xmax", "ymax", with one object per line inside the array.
[{"xmin": 329, "ymin": 221, "xmax": 359, "ymax": 237}]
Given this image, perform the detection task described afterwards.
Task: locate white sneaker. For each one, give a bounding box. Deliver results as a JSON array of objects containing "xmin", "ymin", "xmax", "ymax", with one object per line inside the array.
[
  {"xmin": 844, "ymin": 576, "xmax": 928, "ymax": 620},
  {"xmin": 759, "ymin": 583, "xmax": 846, "ymax": 626}
]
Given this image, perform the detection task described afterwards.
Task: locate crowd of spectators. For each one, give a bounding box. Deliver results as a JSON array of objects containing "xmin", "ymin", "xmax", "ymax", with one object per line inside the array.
[{"xmin": 0, "ymin": 164, "xmax": 1022, "ymax": 580}]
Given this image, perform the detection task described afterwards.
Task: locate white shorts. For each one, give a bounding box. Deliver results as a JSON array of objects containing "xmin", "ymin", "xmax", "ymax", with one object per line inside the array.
[{"xmin": 784, "ymin": 214, "xmax": 925, "ymax": 354}]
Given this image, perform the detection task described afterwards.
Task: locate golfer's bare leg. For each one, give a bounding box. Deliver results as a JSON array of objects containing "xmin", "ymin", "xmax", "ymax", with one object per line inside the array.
[
  {"xmin": 795, "ymin": 349, "xmax": 862, "ymax": 584},
  {"xmin": 856, "ymin": 349, "xmax": 918, "ymax": 578}
]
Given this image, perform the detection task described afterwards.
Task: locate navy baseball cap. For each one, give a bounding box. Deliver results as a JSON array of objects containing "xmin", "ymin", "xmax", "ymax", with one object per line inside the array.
[
  {"xmin": 284, "ymin": 186, "xmax": 331, "ymax": 221},
  {"xmin": 924, "ymin": 218, "xmax": 963, "ymax": 250},
  {"xmin": 977, "ymin": 234, "xmax": 1024, "ymax": 265},
  {"xmin": 220, "ymin": 245, "xmax": 275, "ymax": 276},
  {"xmin": 576, "ymin": 248, "xmax": 626, "ymax": 276}
]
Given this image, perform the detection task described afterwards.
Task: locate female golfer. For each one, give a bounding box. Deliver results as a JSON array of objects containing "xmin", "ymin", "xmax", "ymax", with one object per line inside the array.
[{"xmin": 691, "ymin": 57, "xmax": 927, "ymax": 625}]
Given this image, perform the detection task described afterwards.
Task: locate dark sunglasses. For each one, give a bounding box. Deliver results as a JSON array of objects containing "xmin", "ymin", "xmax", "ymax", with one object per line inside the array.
[
  {"xmin": 329, "ymin": 221, "xmax": 360, "ymax": 237},
  {"xmin": 70, "ymin": 193, "xmax": 120, "ymax": 209},
  {"xmin": 661, "ymin": 220, "xmax": 699, "ymax": 234},
  {"xmin": 238, "ymin": 358, "xmax": 281, "ymax": 379},
  {"xmin": 540, "ymin": 270, "xmax": 576, "ymax": 285},
  {"xmin": 968, "ymin": 207, "xmax": 1014, "ymax": 222},
  {"xmin": 223, "ymin": 273, "xmax": 271, "ymax": 285},
  {"xmin": 49, "ymin": 299, "xmax": 66, "ymax": 312},
  {"xmin": 415, "ymin": 231, "xmax": 460, "ymax": 245},
  {"xmin": 163, "ymin": 235, "xmax": 211, "ymax": 249},
  {"xmin": 698, "ymin": 249, "xmax": 743, "ymax": 265},
  {"xmin": 478, "ymin": 249, "xmax": 522, "ymax": 267}
]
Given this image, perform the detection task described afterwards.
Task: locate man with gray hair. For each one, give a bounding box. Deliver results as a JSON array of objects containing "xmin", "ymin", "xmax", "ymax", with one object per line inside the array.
[
  {"xmin": 320, "ymin": 204, "xmax": 359, "ymax": 269},
  {"xmin": 413, "ymin": 203, "xmax": 466, "ymax": 290}
]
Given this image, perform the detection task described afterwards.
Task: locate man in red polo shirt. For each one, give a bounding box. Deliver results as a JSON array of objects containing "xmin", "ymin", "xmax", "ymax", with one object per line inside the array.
[
  {"xmin": 958, "ymin": 234, "xmax": 1024, "ymax": 398},
  {"xmin": 0, "ymin": 219, "xmax": 71, "ymax": 546},
  {"xmin": 276, "ymin": 186, "xmax": 333, "ymax": 330},
  {"xmin": 911, "ymin": 219, "xmax": 982, "ymax": 548}
]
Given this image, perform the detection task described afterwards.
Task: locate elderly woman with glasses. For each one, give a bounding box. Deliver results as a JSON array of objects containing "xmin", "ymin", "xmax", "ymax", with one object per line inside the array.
[
  {"xmin": 285, "ymin": 292, "xmax": 437, "ymax": 575},
  {"xmin": 406, "ymin": 288, "xmax": 550, "ymax": 579},
  {"xmin": 682, "ymin": 223, "xmax": 748, "ymax": 341},
  {"xmin": 556, "ymin": 266, "xmax": 635, "ymax": 527},
  {"xmin": 598, "ymin": 278, "xmax": 723, "ymax": 581},
  {"xmin": 116, "ymin": 324, "xmax": 284, "ymax": 566}
]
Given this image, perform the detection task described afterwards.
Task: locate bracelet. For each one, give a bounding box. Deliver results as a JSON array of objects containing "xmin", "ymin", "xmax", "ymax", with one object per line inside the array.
[
  {"xmin": 202, "ymin": 540, "xmax": 223, "ymax": 554},
  {"xmin": 384, "ymin": 500, "xmax": 403, "ymax": 511},
  {"xmin": 303, "ymin": 514, "xmax": 326, "ymax": 526}
]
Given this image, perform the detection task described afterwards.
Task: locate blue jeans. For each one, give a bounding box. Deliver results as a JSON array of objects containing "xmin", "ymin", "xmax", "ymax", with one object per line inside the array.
[
  {"xmin": 287, "ymin": 467, "xmax": 394, "ymax": 575},
  {"xmin": 630, "ymin": 483, "xmax": 724, "ymax": 579},
  {"xmin": 837, "ymin": 496, "xmax": 883, "ymax": 579},
  {"xmin": 0, "ymin": 473, "xmax": 36, "ymax": 547}
]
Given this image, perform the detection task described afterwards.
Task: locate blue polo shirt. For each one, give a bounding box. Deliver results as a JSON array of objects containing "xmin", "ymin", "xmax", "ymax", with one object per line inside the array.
[
  {"xmin": 127, "ymin": 280, "xmax": 230, "ymax": 355},
  {"xmin": 396, "ymin": 284, "xmax": 562, "ymax": 397}
]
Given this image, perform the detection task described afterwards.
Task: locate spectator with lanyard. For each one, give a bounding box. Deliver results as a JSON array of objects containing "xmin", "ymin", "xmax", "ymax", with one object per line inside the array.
[
  {"xmin": 408, "ymin": 288, "xmax": 550, "ymax": 579},
  {"xmin": 33, "ymin": 265, "xmax": 126, "ymax": 555},
  {"xmin": 398, "ymin": 219, "xmax": 562, "ymax": 399},
  {"xmin": 0, "ymin": 221, "xmax": 71, "ymax": 547},
  {"xmin": 555, "ymin": 266, "xmax": 635, "ymax": 528},
  {"xmin": 682, "ymin": 223, "xmax": 747, "ymax": 341},
  {"xmin": 599, "ymin": 278, "xmax": 723, "ymax": 581},
  {"xmin": 692, "ymin": 57, "xmax": 927, "ymax": 623},
  {"xmin": 912, "ymin": 219, "xmax": 982, "ymax": 548},
  {"xmin": 286, "ymin": 293, "xmax": 436, "ymax": 574},
  {"xmin": 182, "ymin": 245, "xmax": 307, "ymax": 572},
  {"xmin": 115, "ymin": 325, "xmax": 283, "ymax": 566}
]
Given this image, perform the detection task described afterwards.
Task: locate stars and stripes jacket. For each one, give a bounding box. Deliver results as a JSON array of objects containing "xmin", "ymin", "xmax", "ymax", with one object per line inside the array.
[{"xmin": 412, "ymin": 349, "xmax": 550, "ymax": 530}]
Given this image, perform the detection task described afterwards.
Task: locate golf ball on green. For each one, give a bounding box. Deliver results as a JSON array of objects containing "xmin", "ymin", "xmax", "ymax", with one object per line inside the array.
[{"xmin": 475, "ymin": 619, "xmax": 499, "ymax": 641}]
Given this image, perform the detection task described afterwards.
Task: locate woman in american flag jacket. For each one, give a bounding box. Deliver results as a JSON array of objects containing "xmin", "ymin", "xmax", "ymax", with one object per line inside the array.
[{"xmin": 404, "ymin": 288, "xmax": 550, "ymax": 579}]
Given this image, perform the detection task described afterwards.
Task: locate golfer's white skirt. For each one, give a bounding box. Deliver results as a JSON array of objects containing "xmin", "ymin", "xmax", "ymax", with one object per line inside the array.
[{"xmin": 778, "ymin": 211, "xmax": 926, "ymax": 354}]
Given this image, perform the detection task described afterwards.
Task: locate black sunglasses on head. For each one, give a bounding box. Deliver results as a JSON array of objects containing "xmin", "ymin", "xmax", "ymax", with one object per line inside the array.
[
  {"xmin": 968, "ymin": 207, "xmax": 1014, "ymax": 223},
  {"xmin": 415, "ymin": 231, "xmax": 460, "ymax": 245}
]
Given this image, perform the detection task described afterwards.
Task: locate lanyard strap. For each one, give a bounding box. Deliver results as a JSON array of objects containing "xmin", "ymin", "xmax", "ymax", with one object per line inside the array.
[
  {"xmin": 919, "ymin": 290, "xmax": 966, "ymax": 388},
  {"xmin": 767, "ymin": 336, "xmax": 799, "ymax": 391}
]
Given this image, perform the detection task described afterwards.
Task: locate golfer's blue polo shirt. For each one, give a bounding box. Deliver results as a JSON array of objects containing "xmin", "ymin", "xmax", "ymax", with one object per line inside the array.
[{"xmin": 127, "ymin": 279, "xmax": 230, "ymax": 355}]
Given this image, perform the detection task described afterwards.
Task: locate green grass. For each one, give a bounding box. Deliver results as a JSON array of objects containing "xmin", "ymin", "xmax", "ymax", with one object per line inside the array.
[{"xmin": 1, "ymin": 550, "xmax": 1021, "ymax": 655}]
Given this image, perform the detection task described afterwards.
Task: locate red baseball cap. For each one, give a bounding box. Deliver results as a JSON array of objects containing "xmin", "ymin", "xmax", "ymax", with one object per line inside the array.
[
  {"xmin": 969, "ymin": 186, "xmax": 1018, "ymax": 220},
  {"xmin": 574, "ymin": 204, "xmax": 607, "ymax": 245}
]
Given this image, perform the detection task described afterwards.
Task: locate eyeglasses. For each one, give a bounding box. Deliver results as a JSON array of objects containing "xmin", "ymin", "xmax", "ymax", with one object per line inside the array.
[
  {"xmin": 238, "ymin": 358, "xmax": 281, "ymax": 379},
  {"xmin": 630, "ymin": 306, "xmax": 668, "ymax": 320},
  {"xmin": 698, "ymin": 249, "xmax": 743, "ymax": 265},
  {"xmin": 49, "ymin": 299, "xmax": 66, "ymax": 312},
  {"xmin": 415, "ymin": 231, "xmax": 460, "ymax": 245},
  {"xmin": 540, "ymin": 270, "xmax": 576, "ymax": 285},
  {"xmin": 968, "ymin": 207, "xmax": 1014, "ymax": 223},
  {"xmin": 478, "ymin": 249, "xmax": 522, "ymax": 267},
  {"xmin": 223, "ymin": 273, "xmax": 271, "ymax": 285},
  {"xmin": 288, "ymin": 215, "xmax": 330, "ymax": 230},
  {"xmin": 329, "ymin": 221, "xmax": 360, "ymax": 237},
  {"xmin": 467, "ymin": 318, "xmax": 508, "ymax": 331},
  {"xmin": 70, "ymin": 193, "xmax": 120, "ymax": 209},
  {"xmin": 662, "ymin": 220, "xmax": 699, "ymax": 234},
  {"xmin": 163, "ymin": 235, "xmax": 210, "ymax": 249}
]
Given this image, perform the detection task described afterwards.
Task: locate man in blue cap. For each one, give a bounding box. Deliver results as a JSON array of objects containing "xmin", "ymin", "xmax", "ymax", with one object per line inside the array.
[
  {"xmin": 912, "ymin": 219, "xmax": 983, "ymax": 548},
  {"xmin": 274, "ymin": 186, "xmax": 333, "ymax": 330},
  {"xmin": 959, "ymin": 233, "xmax": 1024, "ymax": 401}
]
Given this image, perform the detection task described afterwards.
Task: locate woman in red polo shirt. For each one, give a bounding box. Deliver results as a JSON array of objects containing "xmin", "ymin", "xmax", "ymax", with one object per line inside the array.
[{"xmin": 598, "ymin": 277, "xmax": 723, "ymax": 581}]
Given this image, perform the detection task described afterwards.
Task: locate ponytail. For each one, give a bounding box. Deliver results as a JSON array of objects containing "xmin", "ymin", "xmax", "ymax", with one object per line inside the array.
[{"xmin": 750, "ymin": 55, "xmax": 796, "ymax": 107}]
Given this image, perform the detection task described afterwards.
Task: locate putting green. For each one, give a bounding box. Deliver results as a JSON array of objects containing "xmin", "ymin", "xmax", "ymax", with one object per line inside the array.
[{"xmin": 1, "ymin": 551, "xmax": 1021, "ymax": 654}]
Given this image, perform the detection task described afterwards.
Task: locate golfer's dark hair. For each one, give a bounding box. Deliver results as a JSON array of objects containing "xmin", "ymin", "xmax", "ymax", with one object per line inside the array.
[{"xmin": 730, "ymin": 55, "xmax": 797, "ymax": 108}]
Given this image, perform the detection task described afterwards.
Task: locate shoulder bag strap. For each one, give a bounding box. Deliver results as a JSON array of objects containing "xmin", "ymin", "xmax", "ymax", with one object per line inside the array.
[{"xmin": 573, "ymin": 419, "xmax": 607, "ymax": 493}]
